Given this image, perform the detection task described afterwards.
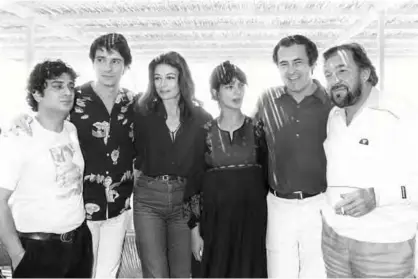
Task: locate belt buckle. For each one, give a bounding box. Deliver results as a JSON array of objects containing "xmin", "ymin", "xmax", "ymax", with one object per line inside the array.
[
  {"xmin": 161, "ymin": 175, "xmax": 170, "ymax": 182},
  {"xmin": 294, "ymin": 191, "xmax": 303, "ymax": 199},
  {"xmin": 60, "ymin": 232, "xmax": 72, "ymax": 243}
]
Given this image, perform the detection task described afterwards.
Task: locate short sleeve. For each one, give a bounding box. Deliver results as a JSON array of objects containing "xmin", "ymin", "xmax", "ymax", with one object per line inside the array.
[{"xmin": 0, "ymin": 132, "xmax": 26, "ymax": 191}]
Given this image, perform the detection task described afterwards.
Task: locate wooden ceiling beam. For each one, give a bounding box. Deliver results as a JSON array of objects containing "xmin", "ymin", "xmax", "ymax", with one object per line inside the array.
[
  {"xmin": 0, "ymin": 2, "xmax": 90, "ymax": 45},
  {"xmin": 325, "ymin": 1, "xmax": 402, "ymax": 48},
  {"xmin": 2, "ymin": 37, "xmax": 418, "ymax": 49}
]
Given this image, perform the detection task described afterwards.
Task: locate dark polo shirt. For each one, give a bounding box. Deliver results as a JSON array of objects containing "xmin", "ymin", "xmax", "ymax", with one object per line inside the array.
[{"xmin": 256, "ymin": 80, "xmax": 333, "ymax": 195}]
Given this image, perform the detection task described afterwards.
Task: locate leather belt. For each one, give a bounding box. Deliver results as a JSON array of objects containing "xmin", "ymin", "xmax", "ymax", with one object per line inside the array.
[
  {"xmin": 152, "ymin": 175, "xmax": 186, "ymax": 183},
  {"xmin": 18, "ymin": 230, "xmax": 76, "ymax": 243},
  {"xmin": 269, "ymin": 188, "xmax": 321, "ymax": 200},
  {"xmin": 17, "ymin": 222, "xmax": 84, "ymax": 243}
]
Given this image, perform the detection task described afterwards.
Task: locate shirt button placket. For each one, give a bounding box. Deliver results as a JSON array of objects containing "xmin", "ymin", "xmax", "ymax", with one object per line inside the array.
[{"xmin": 295, "ymin": 104, "xmax": 301, "ymax": 139}]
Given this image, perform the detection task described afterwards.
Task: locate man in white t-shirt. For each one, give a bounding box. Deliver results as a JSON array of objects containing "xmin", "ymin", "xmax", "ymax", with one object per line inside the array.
[
  {"xmin": 321, "ymin": 43, "xmax": 418, "ymax": 278},
  {"xmin": 0, "ymin": 60, "xmax": 92, "ymax": 278}
]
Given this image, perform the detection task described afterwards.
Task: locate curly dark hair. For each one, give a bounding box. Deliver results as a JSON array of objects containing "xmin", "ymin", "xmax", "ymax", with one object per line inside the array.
[
  {"xmin": 323, "ymin": 43, "xmax": 379, "ymax": 86},
  {"xmin": 209, "ymin": 60, "xmax": 247, "ymax": 100},
  {"xmin": 135, "ymin": 51, "xmax": 201, "ymax": 119},
  {"xmin": 272, "ymin": 34, "xmax": 318, "ymax": 66},
  {"xmin": 89, "ymin": 33, "xmax": 132, "ymax": 67},
  {"xmin": 26, "ymin": 60, "xmax": 77, "ymax": 111}
]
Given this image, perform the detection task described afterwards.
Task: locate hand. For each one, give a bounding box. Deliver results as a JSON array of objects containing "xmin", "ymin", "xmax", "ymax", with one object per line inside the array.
[
  {"xmin": 11, "ymin": 250, "xmax": 25, "ymax": 270},
  {"xmin": 10, "ymin": 113, "xmax": 33, "ymax": 136},
  {"xmin": 334, "ymin": 187, "xmax": 376, "ymax": 217},
  {"xmin": 191, "ymin": 225, "xmax": 204, "ymax": 262}
]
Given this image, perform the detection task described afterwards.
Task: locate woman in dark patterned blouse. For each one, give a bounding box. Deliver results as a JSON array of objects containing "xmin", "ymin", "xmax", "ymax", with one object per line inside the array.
[{"xmin": 184, "ymin": 61, "xmax": 268, "ymax": 278}]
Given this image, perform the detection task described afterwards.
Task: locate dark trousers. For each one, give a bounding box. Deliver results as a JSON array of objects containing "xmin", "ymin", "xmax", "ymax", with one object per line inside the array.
[
  {"xmin": 133, "ymin": 176, "xmax": 191, "ymax": 278},
  {"xmin": 13, "ymin": 221, "xmax": 93, "ymax": 278},
  {"xmin": 191, "ymin": 257, "xmax": 201, "ymax": 278}
]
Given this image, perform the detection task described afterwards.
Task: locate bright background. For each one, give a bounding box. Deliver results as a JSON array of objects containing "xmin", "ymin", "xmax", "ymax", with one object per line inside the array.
[{"xmin": 0, "ymin": 54, "xmax": 417, "ymax": 129}]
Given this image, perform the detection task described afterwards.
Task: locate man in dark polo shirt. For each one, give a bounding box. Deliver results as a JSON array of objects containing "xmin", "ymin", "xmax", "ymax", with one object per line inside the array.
[{"xmin": 256, "ymin": 34, "xmax": 332, "ymax": 278}]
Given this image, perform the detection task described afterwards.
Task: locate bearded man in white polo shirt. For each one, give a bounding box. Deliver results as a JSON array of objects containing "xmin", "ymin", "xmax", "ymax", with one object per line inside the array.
[
  {"xmin": 321, "ymin": 43, "xmax": 418, "ymax": 278},
  {"xmin": 0, "ymin": 60, "xmax": 92, "ymax": 278}
]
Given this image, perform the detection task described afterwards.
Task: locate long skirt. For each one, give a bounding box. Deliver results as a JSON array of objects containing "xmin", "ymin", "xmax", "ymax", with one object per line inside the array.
[{"xmin": 199, "ymin": 166, "xmax": 267, "ymax": 278}]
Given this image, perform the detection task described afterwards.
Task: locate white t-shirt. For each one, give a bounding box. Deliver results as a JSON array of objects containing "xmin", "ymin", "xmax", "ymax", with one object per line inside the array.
[
  {"xmin": 0, "ymin": 119, "xmax": 85, "ymax": 234},
  {"xmin": 322, "ymin": 87, "xmax": 418, "ymax": 243}
]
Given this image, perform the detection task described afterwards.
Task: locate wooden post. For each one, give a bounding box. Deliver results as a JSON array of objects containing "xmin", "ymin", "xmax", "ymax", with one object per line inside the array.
[
  {"xmin": 25, "ymin": 16, "xmax": 35, "ymax": 74},
  {"xmin": 377, "ymin": 10, "xmax": 385, "ymax": 91}
]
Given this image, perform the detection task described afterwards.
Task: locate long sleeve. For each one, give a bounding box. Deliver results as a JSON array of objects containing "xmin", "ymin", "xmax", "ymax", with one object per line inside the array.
[
  {"xmin": 133, "ymin": 112, "xmax": 146, "ymax": 173},
  {"xmin": 254, "ymin": 118, "xmax": 269, "ymax": 193},
  {"xmin": 183, "ymin": 117, "xmax": 211, "ymax": 229}
]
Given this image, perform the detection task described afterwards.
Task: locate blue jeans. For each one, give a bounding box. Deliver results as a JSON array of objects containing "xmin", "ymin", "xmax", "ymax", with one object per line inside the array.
[
  {"xmin": 322, "ymin": 219, "xmax": 415, "ymax": 278},
  {"xmin": 133, "ymin": 176, "xmax": 191, "ymax": 278}
]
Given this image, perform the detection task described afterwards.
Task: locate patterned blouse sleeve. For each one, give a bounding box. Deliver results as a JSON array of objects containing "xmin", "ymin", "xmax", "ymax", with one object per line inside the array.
[
  {"xmin": 254, "ymin": 118, "xmax": 269, "ymax": 191},
  {"xmin": 183, "ymin": 120, "xmax": 210, "ymax": 229}
]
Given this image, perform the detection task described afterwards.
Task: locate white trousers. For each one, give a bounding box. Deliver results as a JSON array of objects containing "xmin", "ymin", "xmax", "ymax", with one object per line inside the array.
[
  {"xmin": 266, "ymin": 192, "xmax": 326, "ymax": 278},
  {"xmin": 87, "ymin": 210, "xmax": 130, "ymax": 278},
  {"xmin": 415, "ymin": 225, "xmax": 418, "ymax": 276}
]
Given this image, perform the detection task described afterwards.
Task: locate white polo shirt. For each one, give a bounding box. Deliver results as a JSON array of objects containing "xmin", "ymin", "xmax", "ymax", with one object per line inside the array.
[
  {"xmin": 322, "ymin": 87, "xmax": 418, "ymax": 243},
  {"xmin": 0, "ymin": 119, "xmax": 85, "ymax": 234}
]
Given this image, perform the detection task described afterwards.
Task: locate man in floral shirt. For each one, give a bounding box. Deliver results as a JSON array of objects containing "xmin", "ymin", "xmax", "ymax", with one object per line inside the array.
[
  {"xmin": 12, "ymin": 33, "xmax": 136, "ymax": 277},
  {"xmin": 70, "ymin": 33, "xmax": 136, "ymax": 278}
]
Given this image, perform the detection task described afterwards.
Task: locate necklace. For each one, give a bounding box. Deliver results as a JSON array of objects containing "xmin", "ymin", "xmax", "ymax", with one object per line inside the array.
[{"xmin": 169, "ymin": 122, "xmax": 181, "ymax": 141}]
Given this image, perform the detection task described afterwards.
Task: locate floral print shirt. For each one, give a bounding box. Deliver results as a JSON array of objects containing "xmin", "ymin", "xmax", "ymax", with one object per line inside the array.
[{"xmin": 71, "ymin": 82, "xmax": 136, "ymax": 221}]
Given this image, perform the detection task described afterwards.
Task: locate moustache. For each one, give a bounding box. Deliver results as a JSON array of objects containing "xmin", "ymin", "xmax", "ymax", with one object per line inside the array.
[{"xmin": 330, "ymin": 84, "xmax": 348, "ymax": 92}]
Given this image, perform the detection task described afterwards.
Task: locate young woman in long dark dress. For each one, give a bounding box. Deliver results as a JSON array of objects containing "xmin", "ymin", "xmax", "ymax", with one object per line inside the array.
[{"xmin": 184, "ymin": 61, "xmax": 268, "ymax": 278}]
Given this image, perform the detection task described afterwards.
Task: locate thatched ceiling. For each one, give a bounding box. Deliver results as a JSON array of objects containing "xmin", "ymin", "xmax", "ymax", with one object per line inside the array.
[{"xmin": 1, "ymin": 0, "xmax": 418, "ymax": 63}]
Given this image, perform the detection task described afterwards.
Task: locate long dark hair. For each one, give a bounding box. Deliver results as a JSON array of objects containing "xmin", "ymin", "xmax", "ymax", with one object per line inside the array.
[{"xmin": 135, "ymin": 51, "xmax": 201, "ymax": 119}]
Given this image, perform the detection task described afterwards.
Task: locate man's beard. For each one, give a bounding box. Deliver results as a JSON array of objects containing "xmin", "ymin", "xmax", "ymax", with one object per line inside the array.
[{"xmin": 330, "ymin": 83, "xmax": 362, "ymax": 108}]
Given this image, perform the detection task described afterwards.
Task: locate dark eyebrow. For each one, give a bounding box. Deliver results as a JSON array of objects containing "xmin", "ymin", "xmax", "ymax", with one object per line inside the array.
[
  {"xmin": 50, "ymin": 80, "xmax": 74, "ymax": 85},
  {"xmin": 335, "ymin": 64, "xmax": 348, "ymax": 69}
]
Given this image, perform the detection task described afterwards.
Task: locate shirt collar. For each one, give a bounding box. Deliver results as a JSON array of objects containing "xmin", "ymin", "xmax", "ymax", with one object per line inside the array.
[
  {"xmin": 152, "ymin": 99, "xmax": 189, "ymax": 122},
  {"xmin": 367, "ymin": 87, "xmax": 401, "ymax": 119},
  {"xmin": 333, "ymin": 87, "xmax": 401, "ymax": 119},
  {"xmin": 85, "ymin": 81, "xmax": 133, "ymax": 105},
  {"xmin": 311, "ymin": 80, "xmax": 329, "ymax": 104},
  {"xmin": 277, "ymin": 79, "xmax": 329, "ymax": 104}
]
